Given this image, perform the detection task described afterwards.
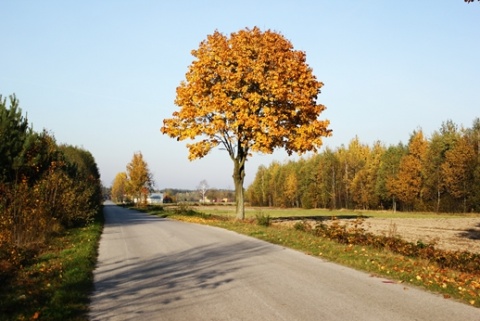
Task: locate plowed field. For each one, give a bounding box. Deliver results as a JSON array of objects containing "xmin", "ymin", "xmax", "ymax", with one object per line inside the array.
[
  {"xmin": 356, "ymin": 217, "xmax": 480, "ymax": 253},
  {"xmin": 290, "ymin": 217, "xmax": 480, "ymax": 254}
]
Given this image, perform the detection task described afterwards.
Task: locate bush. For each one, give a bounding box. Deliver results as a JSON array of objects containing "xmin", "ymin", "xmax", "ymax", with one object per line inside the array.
[
  {"xmin": 175, "ymin": 202, "xmax": 197, "ymax": 215},
  {"xmin": 293, "ymin": 220, "xmax": 311, "ymax": 232},
  {"xmin": 255, "ymin": 212, "xmax": 271, "ymax": 227}
]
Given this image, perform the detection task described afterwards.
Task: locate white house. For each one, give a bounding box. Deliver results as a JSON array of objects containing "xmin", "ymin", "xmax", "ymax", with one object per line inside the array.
[{"xmin": 147, "ymin": 193, "xmax": 164, "ymax": 204}]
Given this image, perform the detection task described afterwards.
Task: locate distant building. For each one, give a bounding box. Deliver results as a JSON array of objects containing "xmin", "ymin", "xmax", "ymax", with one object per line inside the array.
[{"xmin": 147, "ymin": 193, "xmax": 164, "ymax": 204}]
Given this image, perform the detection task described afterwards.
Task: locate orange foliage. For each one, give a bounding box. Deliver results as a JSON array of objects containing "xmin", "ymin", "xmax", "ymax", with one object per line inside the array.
[
  {"xmin": 442, "ymin": 135, "xmax": 476, "ymax": 211},
  {"xmin": 162, "ymin": 27, "xmax": 331, "ymax": 218},
  {"xmin": 125, "ymin": 152, "xmax": 153, "ymax": 205},
  {"xmin": 162, "ymin": 27, "xmax": 331, "ymax": 159},
  {"xmin": 388, "ymin": 131, "xmax": 428, "ymax": 210}
]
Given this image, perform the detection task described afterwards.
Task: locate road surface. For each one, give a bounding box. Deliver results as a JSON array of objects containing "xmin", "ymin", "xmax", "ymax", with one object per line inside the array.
[{"xmin": 89, "ymin": 202, "xmax": 479, "ymax": 320}]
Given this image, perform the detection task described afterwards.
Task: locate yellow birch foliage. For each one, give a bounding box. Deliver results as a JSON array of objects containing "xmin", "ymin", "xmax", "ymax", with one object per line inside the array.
[
  {"xmin": 111, "ymin": 172, "xmax": 128, "ymax": 203},
  {"xmin": 284, "ymin": 171, "xmax": 298, "ymax": 207},
  {"xmin": 126, "ymin": 152, "xmax": 152, "ymax": 205}
]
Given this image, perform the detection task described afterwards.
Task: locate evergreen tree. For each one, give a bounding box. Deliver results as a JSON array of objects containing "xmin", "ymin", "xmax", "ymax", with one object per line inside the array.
[{"xmin": 0, "ymin": 94, "xmax": 29, "ymax": 183}]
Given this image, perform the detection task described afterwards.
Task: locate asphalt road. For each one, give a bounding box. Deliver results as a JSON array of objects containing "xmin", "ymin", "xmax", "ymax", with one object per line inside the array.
[{"xmin": 89, "ymin": 202, "xmax": 480, "ymax": 321}]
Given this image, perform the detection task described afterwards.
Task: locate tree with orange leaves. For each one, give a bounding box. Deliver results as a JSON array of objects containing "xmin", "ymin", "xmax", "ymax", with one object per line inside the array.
[
  {"xmin": 126, "ymin": 152, "xmax": 153, "ymax": 206},
  {"xmin": 388, "ymin": 130, "xmax": 428, "ymax": 211},
  {"xmin": 161, "ymin": 27, "xmax": 331, "ymax": 219},
  {"xmin": 442, "ymin": 134, "xmax": 476, "ymax": 212}
]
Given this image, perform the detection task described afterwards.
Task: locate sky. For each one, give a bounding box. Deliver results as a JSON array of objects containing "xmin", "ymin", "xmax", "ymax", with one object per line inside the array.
[{"xmin": 1, "ymin": 1, "xmax": 479, "ymax": 190}]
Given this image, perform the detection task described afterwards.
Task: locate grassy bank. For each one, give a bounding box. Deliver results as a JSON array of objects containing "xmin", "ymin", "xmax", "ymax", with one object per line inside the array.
[
  {"xmin": 156, "ymin": 205, "xmax": 479, "ymax": 308},
  {"xmin": 0, "ymin": 210, "xmax": 104, "ymax": 321}
]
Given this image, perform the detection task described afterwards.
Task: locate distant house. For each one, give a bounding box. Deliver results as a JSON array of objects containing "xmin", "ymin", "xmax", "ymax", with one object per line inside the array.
[{"xmin": 147, "ymin": 193, "xmax": 163, "ymax": 204}]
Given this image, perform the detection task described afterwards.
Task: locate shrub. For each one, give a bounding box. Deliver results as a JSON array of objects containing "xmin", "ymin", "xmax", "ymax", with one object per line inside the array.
[
  {"xmin": 175, "ymin": 202, "xmax": 197, "ymax": 215},
  {"xmin": 293, "ymin": 220, "xmax": 311, "ymax": 232},
  {"xmin": 255, "ymin": 212, "xmax": 271, "ymax": 227}
]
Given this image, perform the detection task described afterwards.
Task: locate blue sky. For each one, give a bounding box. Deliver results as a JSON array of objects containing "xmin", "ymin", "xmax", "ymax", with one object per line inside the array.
[{"xmin": 1, "ymin": 1, "xmax": 479, "ymax": 190}]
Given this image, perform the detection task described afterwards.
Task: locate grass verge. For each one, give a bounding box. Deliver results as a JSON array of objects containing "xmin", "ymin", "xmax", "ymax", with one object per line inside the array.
[
  {"xmin": 159, "ymin": 207, "xmax": 479, "ymax": 308},
  {"xmin": 0, "ymin": 209, "xmax": 104, "ymax": 321}
]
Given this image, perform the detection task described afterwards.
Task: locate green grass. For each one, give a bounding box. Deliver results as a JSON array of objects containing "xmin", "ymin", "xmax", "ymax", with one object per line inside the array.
[{"xmin": 0, "ymin": 210, "xmax": 103, "ymax": 321}]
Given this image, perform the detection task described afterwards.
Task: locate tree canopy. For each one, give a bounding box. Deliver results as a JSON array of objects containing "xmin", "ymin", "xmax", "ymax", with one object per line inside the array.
[
  {"xmin": 162, "ymin": 27, "xmax": 331, "ymax": 219},
  {"xmin": 125, "ymin": 152, "xmax": 153, "ymax": 206},
  {"xmin": 247, "ymin": 119, "xmax": 480, "ymax": 213},
  {"xmin": 111, "ymin": 172, "xmax": 128, "ymax": 203},
  {"xmin": 0, "ymin": 94, "xmax": 29, "ymax": 182}
]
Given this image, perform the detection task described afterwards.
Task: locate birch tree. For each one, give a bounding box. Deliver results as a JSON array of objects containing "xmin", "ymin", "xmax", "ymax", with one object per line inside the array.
[{"xmin": 126, "ymin": 152, "xmax": 153, "ymax": 206}]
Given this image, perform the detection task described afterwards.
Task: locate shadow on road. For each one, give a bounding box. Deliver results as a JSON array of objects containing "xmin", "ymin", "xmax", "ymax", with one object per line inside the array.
[
  {"xmin": 102, "ymin": 203, "xmax": 167, "ymax": 226},
  {"xmin": 90, "ymin": 206, "xmax": 277, "ymax": 320}
]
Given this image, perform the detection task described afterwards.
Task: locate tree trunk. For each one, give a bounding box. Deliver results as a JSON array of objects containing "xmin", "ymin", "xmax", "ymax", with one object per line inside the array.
[
  {"xmin": 436, "ymin": 188, "xmax": 441, "ymax": 213},
  {"xmin": 233, "ymin": 157, "xmax": 246, "ymax": 220},
  {"xmin": 331, "ymin": 165, "xmax": 336, "ymax": 210}
]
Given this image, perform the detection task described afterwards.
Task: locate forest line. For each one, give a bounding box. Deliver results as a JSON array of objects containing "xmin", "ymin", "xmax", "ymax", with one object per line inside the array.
[{"xmin": 246, "ymin": 119, "xmax": 480, "ymax": 213}]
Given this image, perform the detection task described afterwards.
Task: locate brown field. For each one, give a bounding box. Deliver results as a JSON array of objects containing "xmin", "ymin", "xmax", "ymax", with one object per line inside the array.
[
  {"xmin": 355, "ymin": 217, "xmax": 480, "ymax": 254},
  {"xmin": 193, "ymin": 205, "xmax": 480, "ymax": 254},
  {"xmin": 278, "ymin": 217, "xmax": 480, "ymax": 254}
]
